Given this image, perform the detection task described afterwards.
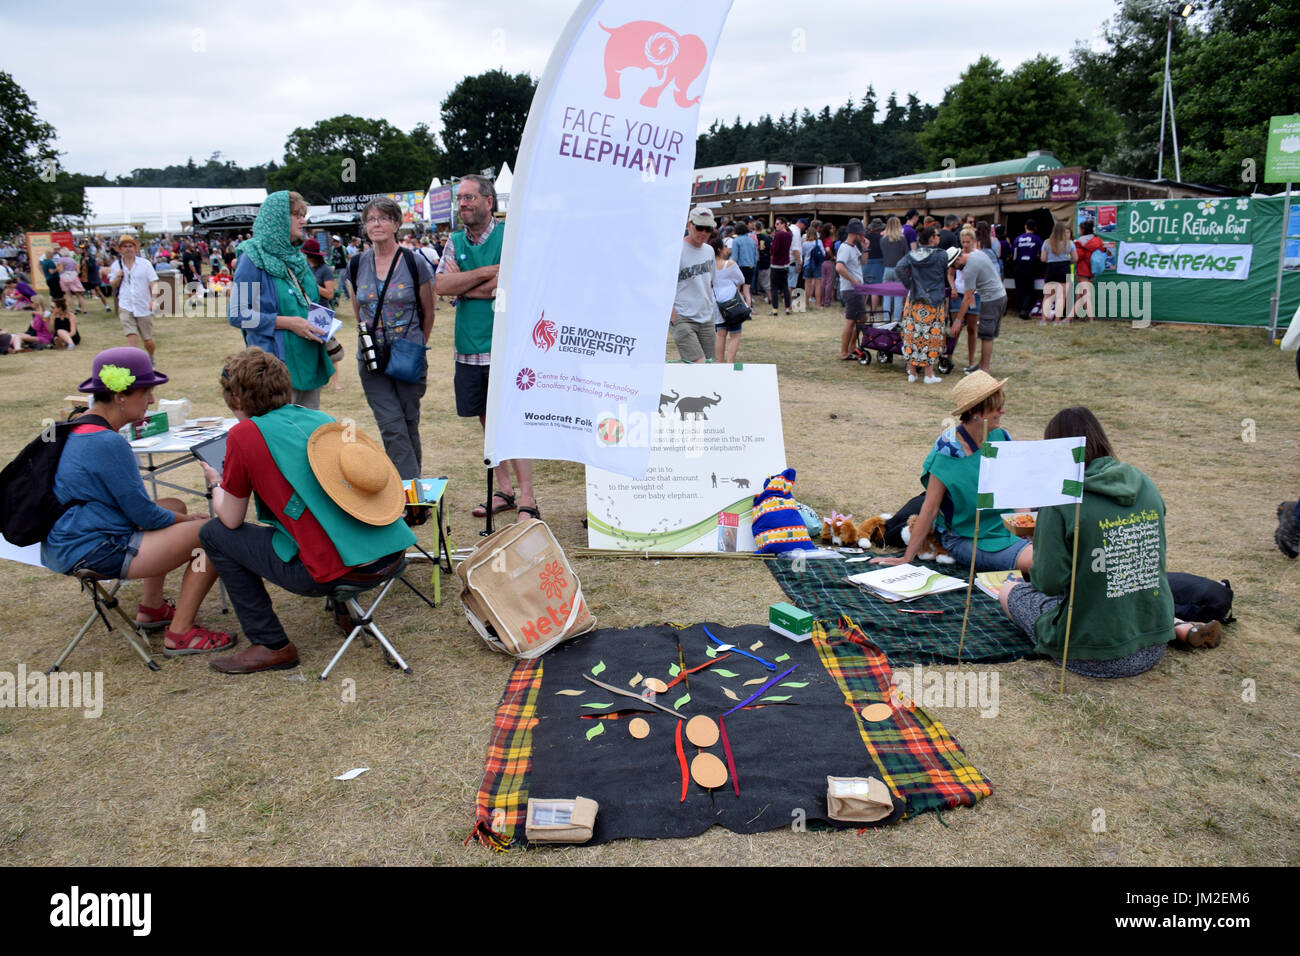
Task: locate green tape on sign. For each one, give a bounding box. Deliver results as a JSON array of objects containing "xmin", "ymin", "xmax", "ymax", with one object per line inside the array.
[
  {"xmin": 1072, "ymin": 445, "xmax": 1086, "ymax": 463},
  {"xmin": 1061, "ymin": 479, "xmax": 1084, "ymax": 497},
  {"xmin": 980, "ymin": 443, "xmax": 998, "ymax": 458},
  {"xmin": 976, "ymin": 492, "xmax": 995, "ymax": 508}
]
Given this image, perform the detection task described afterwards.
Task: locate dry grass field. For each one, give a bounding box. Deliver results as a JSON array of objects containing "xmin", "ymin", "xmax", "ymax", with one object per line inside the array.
[{"xmin": 0, "ymin": 293, "xmax": 1296, "ymax": 867}]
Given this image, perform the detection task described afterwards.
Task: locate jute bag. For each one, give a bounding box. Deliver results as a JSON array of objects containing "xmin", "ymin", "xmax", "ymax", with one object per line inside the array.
[{"xmin": 457, "ymin": 518, "xmax": 595, "ymax": 658}]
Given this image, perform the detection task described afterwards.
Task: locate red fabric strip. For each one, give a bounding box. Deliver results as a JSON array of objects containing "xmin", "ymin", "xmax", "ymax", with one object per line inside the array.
[
  {"xmin": 675, "ymin": 719, "xmax": 688, "ymax": 803},
  {"xmin": 718, "ymin": 716, "xmax": 740, "ymax": 796}
]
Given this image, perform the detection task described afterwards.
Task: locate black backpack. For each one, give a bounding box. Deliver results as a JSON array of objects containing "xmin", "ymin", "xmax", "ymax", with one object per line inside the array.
[{"xmin": 0, "ymin": 413, "xmax": 109, "ymax": 547}]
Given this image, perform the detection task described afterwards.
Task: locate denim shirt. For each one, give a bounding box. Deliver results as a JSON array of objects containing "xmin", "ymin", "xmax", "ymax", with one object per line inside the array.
[{"xmin": 227, "ymin": 257, "xmax": 288, "ymax": 361}]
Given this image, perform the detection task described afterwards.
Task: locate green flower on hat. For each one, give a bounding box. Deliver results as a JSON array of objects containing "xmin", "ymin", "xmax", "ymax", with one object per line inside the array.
[{"xmin": 99, "ymin": 364, "xmax": 136, "ymax": 392}]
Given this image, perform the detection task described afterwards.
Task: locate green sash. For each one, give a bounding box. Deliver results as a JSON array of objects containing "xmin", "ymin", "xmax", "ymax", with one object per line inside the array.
[
  {"xmin": 272, "ymin": 274, "xmax": 331, "ymax": 392},
  {"xmin": 251, "ymin": 405, "xmax": 415, "ymax": 568},
  {"xmin": 451, "ymin": 224, "xmax": 504, "ymax": 354},
  {"xmin": 922, "ymin": 427, "xmax": 1018, "ymax": 550}
]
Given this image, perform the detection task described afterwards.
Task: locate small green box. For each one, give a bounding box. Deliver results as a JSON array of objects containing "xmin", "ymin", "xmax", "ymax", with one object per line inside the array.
[
  {"xmin": 130, "ymin": 410, "xmax": 169, "ymax": 440},
  {"xmin": 769, "ymin": 602, "xmax": 813, "ymax": 641}
]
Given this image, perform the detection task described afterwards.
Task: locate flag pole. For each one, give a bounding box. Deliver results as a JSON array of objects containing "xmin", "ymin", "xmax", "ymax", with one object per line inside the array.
[
  {"xmin": 1057, "ymin": 497, "xmax": 1084, "ymax": 693},
  {"xmin": 957, "ymin": 418, "xmax": 990, "ymax": 664}
]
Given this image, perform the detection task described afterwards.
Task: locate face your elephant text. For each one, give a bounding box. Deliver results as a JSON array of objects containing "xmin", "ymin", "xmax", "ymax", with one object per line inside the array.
[{"xmin": 559, "ymin": 107, "xmax": 685, "ymax": 178}]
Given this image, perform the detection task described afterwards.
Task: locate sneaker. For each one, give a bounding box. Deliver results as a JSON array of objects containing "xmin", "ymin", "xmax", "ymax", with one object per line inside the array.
[
  {"xmin": 962, "ymin": 364, "xmax": 980, "ymax": 375},
  {"xmin": 924, "ymin": 375, "xmax": 943, "ymax": 384},
  {"xmin": 907, "ymin": 372, "xmax": 917, "ymax": 383},
  {"xmin": 1276, "ymin": 501, "xmax": 1299, "ymax": 559}
]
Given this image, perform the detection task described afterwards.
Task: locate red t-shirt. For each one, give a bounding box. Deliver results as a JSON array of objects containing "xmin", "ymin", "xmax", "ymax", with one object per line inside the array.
[{"xmin": 221, "ymin": 419, "xmax": 349, "ymax": 582}]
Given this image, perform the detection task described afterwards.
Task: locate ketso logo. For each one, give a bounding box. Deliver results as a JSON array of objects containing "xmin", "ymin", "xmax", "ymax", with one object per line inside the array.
[
  {"xmin": 515, "ymin": 368, "xmax": 536, "ymax": 390},
  {"xmin": 599, "ymin": 21, "xmax": 708, "ymax": 109},
  {"xmin": 532, "ymin": 312, "xmax": 556, "ymax": 351}
]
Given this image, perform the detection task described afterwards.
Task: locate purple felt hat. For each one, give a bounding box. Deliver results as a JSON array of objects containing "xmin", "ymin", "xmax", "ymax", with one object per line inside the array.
[{"xmin": 78, "ymin": 347, "xmax": 170, "ymax": 393}]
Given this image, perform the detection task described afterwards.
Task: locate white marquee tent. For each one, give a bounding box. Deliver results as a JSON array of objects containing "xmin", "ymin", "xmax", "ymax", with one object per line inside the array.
[{"xmin": 83, "ymin": 187, "xmax": 268, "ymax": 233}]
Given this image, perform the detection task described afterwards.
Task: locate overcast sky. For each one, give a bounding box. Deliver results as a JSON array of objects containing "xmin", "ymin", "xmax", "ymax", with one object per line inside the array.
[{"xmin": 3, "ymin": 0, "xmax": 1124, "ymax": 179}]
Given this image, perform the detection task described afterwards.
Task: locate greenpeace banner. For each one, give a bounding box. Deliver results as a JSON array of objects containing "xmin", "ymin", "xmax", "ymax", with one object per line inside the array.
[
  {"xmin": 1117, "ymin": 243, "xmax": 1254, "ymax": 281},
  {"xmin": 484, "ymin": 0, "xmax": 733, "ymax": 479}
]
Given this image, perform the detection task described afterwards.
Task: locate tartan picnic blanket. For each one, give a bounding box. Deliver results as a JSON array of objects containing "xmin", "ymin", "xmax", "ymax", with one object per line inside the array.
[
  {"xmin": 769, "ymin": 555, "xmax": 1036, "ymax": 664},
  {"xmin": 470, "ymin": 621, "xmax": 991, "ymax": 849}
]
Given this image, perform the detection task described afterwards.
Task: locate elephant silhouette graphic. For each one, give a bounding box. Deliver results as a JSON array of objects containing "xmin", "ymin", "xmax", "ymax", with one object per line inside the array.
[{"xmin": 599, "ymin": 21, "xmax": 708, "ymax": 109}]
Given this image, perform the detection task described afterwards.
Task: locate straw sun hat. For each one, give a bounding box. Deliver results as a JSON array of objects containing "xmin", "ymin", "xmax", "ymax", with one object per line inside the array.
[
  {"xmin": 951, "ymin": 370, "xmax": 1009, "ymax": 417},
  {"xmin": 307, "ymin": 423, "xmax": 404, "ymax": 526}
]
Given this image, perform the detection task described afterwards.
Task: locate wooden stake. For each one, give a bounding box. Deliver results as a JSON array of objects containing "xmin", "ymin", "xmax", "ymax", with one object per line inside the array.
[
  {"xmin": 1058, "ymin": 497, "xmax": 1084, "ymax": 694},
  {"xmin": 957, "ymin": 418, "xmax": 990, "ymax": 665}
]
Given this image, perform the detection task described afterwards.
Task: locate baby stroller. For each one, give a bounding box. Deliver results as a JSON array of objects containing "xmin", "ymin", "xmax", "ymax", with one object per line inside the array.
[{"xmin": 851, "ymin": 281, "xmax": 957, "ymax": 374}]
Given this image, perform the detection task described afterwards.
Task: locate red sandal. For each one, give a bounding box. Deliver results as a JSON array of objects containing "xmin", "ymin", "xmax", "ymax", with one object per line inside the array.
[
  {"xmin": 136, "ymin": 599, "xmax": 177, "ymax": 631},
  {"xmin": 163, "ymin": 625, "xmax": 238, "ymax": 658}
]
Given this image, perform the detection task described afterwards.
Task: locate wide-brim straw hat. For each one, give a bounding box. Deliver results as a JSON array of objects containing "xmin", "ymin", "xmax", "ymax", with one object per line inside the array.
[
  {"xmin": 307, "ymin": 422, "xmax": 404, "ymax": 526},
  {"xmin": 951, "ymin": 370, "xmax": 1009, "ymax": 417}
]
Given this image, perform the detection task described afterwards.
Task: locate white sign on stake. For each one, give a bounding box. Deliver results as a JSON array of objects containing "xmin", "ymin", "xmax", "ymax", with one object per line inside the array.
[{"xmin": 976, "ymin": 437, "xmax": 1086, "ymax": 511}]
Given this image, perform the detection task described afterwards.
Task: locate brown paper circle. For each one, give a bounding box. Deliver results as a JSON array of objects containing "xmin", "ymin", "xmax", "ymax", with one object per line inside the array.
[
  {"xmin": 685, "ymin": 715, "xmax": 719, "ymax": 748},
  {"xmin": 690, "ymin": 752, "xmax": 728, "ymax": 790},
  {"xmin": 861, "ymin": 703, "xmax": 894, "ymax": 722},
  {"xmin": 643, "ymin": 677, "xmax": 668, "ymax": 694},
  {"xmin": 628, "ymin": 717, "xmax": 650, "ymax": 739}
]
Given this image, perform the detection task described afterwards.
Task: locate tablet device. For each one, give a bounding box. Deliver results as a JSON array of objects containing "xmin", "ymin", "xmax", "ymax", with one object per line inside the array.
[{"xmin": 191, "ymin": 434, "xmax": 227, "ymax": 472}]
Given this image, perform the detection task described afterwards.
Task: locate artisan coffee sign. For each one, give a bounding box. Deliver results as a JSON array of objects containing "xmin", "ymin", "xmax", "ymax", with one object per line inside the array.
[
  {"xmin": 1116, "ymin": 242, "xmax": 1253, "ymax": 281},
  {"xmin": 1113, "ymin": 198, "xmax": 1253, "ymax": 244}
]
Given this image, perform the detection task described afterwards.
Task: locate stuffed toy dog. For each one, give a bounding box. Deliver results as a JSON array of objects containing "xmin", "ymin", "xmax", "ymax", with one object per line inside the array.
[
  {"xmin": 902, "ymin": 515, "xmax": 955, "ymax": 564},
  {"xmin": 857, "ymin": 515, "xmax": 889, "ymax": 549}
]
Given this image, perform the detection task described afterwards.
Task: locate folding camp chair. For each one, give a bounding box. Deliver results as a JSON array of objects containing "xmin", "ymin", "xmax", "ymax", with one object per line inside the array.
[
  {"xmin": 0, "ymin": 535, "xmax": 159, "ymax": 672},
  {"xmin": 320, "ymin": 556, "xmax": 414, "ymax": 680},
  {"xmin": 51, "ymin": 570, "xmax": 159, "ymax": 672}
]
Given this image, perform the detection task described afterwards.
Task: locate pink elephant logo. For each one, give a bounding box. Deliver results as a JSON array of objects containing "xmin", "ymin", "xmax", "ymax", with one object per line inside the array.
[{"xmin": 599, "ymin": 21, "xmax": 708, "ymax": 109}]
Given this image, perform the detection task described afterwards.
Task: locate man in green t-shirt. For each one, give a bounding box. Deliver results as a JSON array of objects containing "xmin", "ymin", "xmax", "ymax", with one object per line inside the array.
[{"xmin": 434, "ymin": 175, "xmax": 539, "ymax": 521}]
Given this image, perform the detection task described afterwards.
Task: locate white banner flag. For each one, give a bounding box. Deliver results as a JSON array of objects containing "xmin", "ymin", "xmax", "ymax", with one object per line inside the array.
[
  {"xmin": 483, "ymin": 0, "xmax": 734, "ymax": 479},
  {"xmin": 976, "ymin": 437, "xmax": 1087, "ymax": 510}
]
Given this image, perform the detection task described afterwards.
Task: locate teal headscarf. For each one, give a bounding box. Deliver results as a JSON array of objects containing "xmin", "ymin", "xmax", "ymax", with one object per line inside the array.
[{"xmin": 238, "ymin": 191, "xmax": 317, "ymax": 308}]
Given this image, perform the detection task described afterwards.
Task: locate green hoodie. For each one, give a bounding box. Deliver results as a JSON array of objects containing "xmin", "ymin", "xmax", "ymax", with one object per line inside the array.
[{"xmin": 1030, "ymin": 457, "xmax": 1174, "ymax": 660}]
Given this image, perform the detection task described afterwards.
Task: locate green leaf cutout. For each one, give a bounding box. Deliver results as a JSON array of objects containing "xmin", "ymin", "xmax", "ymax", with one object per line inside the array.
[
  {"xmin": 712, "ymin": 668, "xmax": 740, "ymax": 678},
  {"xmin": 668, "ymin": 663, "xmax": 680, "ymax": 676},
  {"xmin": 590, "ymin": 661, "xmax": 606, "ymax": 677},
  {"xmin": 778, "ymin": 681, "xmax": 808, "ymax": 688},
  {"xmin": 775, "ymin": 653, "xmax": 790, "ymax": 662},
  {"xmin": 580, "ymin": 702, "xmax": 613, "ymax": 709},
  {"xmin": 705, "ymin": 645, "xmax": 718, "ymax": 658},
  {"xmin": 759, "ymin": 695, "xmax": 792, "ymax": 703},
  {"xmin": 674, "ymin": 692, "xmax": 692, "ymax": 710},
  {"xmin": 586, "ymin": 723, "xmax": 605, "ymax": 741}
]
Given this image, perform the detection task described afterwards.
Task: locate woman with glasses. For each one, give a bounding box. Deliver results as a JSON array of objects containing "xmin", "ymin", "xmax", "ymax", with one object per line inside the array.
[
  {"xmin": 347, "ymin": 197, "xmax": 436, "ymax": 485},
  {"xmin": 226, "ymin": 191, "xmax": 331, "ymax": 409}
]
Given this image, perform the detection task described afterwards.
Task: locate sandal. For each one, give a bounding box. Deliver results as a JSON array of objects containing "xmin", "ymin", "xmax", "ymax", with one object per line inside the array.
[
  {"xmin": 136, "ymin": 599, "xmax": 177, "ymax": 631},
  {"xmin": 518, "ymin": 504, "xmax": 542, "ymax": 520},
  {"xmin": 163, "ymin": 625, "xmax": 238, "ymax": 657},
  {"xmin": 473, "ymin": 491, "xmax": 516, "ymax": 518}
]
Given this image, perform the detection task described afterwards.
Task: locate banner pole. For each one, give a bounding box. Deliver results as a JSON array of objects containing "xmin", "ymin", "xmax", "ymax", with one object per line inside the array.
[
  {"xmin": 1058, "ymin": 497, "xmax": 1084, "ymax": 694},
  {"xmin": 483, "ymin": 459, "xmax": 494, "ymax": 537},
  {"xmin": 1270, "ymin": 184, "xmax": 1293, "ymax": 344},
  {"xmin": 957, "ymin": 418, "xmax": 990, "ymax": 665}
]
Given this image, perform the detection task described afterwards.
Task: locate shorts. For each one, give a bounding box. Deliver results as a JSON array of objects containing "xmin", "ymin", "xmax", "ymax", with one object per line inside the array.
[
  {"xmin": 716, "ymin": 312, "xmax": 747, "ymax": 334},
  {"xmin": 70, "ymin": 530, "xmax": 144, "ymax": 579},
  {"xmin": 670, "ymin": 319, "xmax": 715, "ymax": 363},
  {"xmin": 863, "ymin": 259, "xmax": 885, "ymax": 284},
  {"xmin": 739, "ymin": 266, "xmax": 754, "ymax": 287},
  {"xmin": 1044, "ymin": 261, "xmax": 1070, "ymax": 285},
  {"xmin": 839, "ymin": 289, "xmax": 866, "ymax": 321},
  {"xmin": 60, "ymin": 274, "xmax": 85, "ymax": 293},
  {"xmin": 939, "ymin": 530, "xmax": 1028, "ymax": 571},
  {"xmin": 977, "ymin": 297, "xmax": 1006, "ymax": 340},
  {"xmin": 454, "ymin": 361, "xmax": 490, "ymax": 418},
  {"xmin": 120, "ymin": 311, "xmax": 155, "ymax": 340}
]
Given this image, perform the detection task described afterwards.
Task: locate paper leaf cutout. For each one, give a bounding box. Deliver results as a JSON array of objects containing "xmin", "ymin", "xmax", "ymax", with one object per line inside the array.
[
  {"xmin": 580, "ymin": 702, "xmax": 613, "ymax": 709},
  {"xmin": 711, "ymin": 668, "xmax": 740, "ymax": 678},
  {"xmin": 705, "ymin": 645, "xmax": 718, "ymax": 658},
  {"xmin": 775, "ymin": 653, "xmax": 790, "ymax": 662},
  {"xmin": 629, "ymin": 673, "xmax": 643, "ymax": 687},
  {"xmin": 721, "ymin": 687, "xmax": 739, "ymax": 701},
  {"xmin": 669, "ymin": 663, "xmax": 681, "ymax": 676},
  {"xmin": 779, "ymin": 681, "xmax": 808, "ymax": 688},
  {"xmin": 590, "ymin": 661, "xmax": 606, "ymax": 677},
  {"xmin": 759, "ymin": 695, "xmax": 792, "ymax": 703},
  {"xmin": 333, "ymin": 767, "xmax": 369, "ymax": 781},
  {"xmin": 586, "ymin": 723, "xmax": 605, "ymax": 741},
  {"xmin": 674, "ymin": 692, "xmax": 692, "ymax": 710},
  {"xmin": 743, "ymin": 678, "xmax": 766, "ymax": 686},
  {"xmin": 749, "ymin": 641, "xmax": 764, "ymax": 651},
  {"xmin": 554, "ymin": 689, "xmax": 585, "ymax": 696}
]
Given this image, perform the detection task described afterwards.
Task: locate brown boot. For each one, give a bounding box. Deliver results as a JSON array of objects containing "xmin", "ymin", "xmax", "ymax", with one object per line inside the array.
[{"xmin": 210, "ymin": 641, "xmax": 299, "ymax": 674}]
